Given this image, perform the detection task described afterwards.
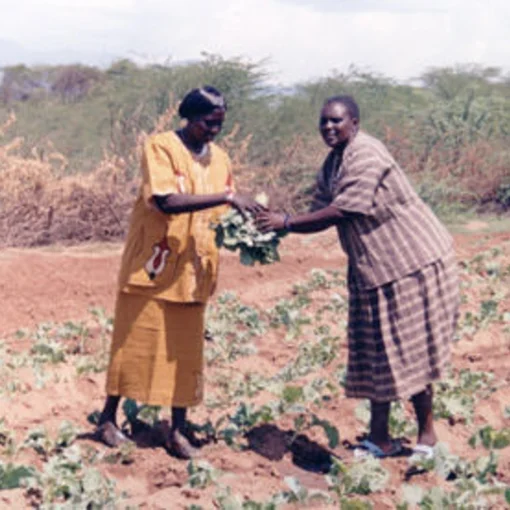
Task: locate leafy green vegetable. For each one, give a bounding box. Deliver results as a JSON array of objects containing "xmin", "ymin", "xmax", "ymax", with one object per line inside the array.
[
  {"xmin": 327, "ymin": 457, "xmax": 389, "ymax": 496},
  {"xmin": 0, "ymin": 462, "xmax": 36, "ymax": 489},
  {"xmin": 187, "ymin": 459, "xmax": 223, "ymax": 489},
  {"xmin": 469, "ymin": 425, "xmax": 510, "ymax": 450},
  {"xmin": 213, "ymin": 206, "xmax": 287, "ymax": 266}
]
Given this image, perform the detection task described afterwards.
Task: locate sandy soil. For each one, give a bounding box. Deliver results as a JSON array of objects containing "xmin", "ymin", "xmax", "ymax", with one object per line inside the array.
[{"xmin": 0, "ymin": 227, "xmax": 509, "ymax": 509}]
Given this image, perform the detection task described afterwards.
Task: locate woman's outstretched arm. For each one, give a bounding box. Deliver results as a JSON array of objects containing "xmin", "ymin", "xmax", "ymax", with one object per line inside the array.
[
  {"xmin": 153, "ymin": 192, "xmax": 265, "ymax": 215},
  {"xmin": 255, "ymin": 205, "xmax": 344, "ymax": 234}
]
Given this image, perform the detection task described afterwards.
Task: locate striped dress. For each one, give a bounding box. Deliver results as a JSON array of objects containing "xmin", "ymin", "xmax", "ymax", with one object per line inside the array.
[{"xmin": 312, "ymin": 131, "xmax": 459, "ymax": 402}]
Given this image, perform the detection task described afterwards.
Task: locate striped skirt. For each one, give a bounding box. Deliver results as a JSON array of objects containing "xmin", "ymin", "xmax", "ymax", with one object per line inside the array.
[
  {"xmin": 106, "ymin": 292, "xmax": 206, "ymax": 407},
  {"xmin": 344, "ymin": 250, "xmax": 459, "ymax": 403}
]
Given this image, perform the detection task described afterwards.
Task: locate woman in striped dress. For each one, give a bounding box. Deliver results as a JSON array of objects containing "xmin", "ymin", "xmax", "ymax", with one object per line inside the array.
[{"xmin": 256, "ymin": 95, "xmax": 459, "ymax": 458}]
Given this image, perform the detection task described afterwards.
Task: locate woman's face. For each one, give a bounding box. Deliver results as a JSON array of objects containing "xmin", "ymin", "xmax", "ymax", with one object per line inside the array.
[
  {"xmin": 319, "ymin": 102, "xmax": 358, "ymax": 148},
  {"xmin": 187, "ymin": 109, "xmax": 225, "ymax": 144}
]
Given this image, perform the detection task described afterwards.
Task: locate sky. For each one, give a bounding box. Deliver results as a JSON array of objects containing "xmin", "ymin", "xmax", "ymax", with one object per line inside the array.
[{"xmin": 1, "ymin": 0, "xmax": 509, "ymax": 85}]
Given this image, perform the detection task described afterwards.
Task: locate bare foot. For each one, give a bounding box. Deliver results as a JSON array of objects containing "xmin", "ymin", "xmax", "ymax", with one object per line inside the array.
[
  {"xmin": 364, "ymin": 434, "xmax": 398, "ymax": 454},
  {"xmin": 417, "ymin": 430, "xmax": 437, "ymax": 447},
  {"xmin": 369, "ymin": 439, "xmax": 399, "ymax": 455}
]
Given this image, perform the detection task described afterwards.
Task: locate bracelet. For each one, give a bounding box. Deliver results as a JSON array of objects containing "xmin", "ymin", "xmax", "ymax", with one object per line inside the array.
[
  {"xmin": 283, "ymin": 213, "xmax": 292, "ymax": 232},
  {"xmin": 225, "ymin": 190, "xmax": 235, "ymax": 204}
]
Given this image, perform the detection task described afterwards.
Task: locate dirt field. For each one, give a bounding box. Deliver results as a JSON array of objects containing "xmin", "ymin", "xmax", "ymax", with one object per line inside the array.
[{"xmin": 0, "ymin": 225, "xmax": 509, "ymax": 509}]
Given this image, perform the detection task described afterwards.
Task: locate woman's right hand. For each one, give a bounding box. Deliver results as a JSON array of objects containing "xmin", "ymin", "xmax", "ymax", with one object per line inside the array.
[
  {"xmin": 227, "ymin": 193, "xmax": 267, "ymax": 215},
  {"xmin": 254, "ymin": 210, "xmax": 286, "ymax": 232}
]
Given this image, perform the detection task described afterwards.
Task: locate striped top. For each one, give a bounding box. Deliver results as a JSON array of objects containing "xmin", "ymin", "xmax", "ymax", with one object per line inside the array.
[{"xmin": 311, "ymin": 131, "xmax": 453, "ymax": 290}]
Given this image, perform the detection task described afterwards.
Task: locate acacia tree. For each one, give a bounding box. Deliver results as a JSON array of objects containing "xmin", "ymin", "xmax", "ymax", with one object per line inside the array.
[
  {"xmin": 51, "ymin": 65, "xmax": 102, "ymax": 102},
  {"xmin": 416, "ymin": 66, "xmax": 510, "ymax": 160}
]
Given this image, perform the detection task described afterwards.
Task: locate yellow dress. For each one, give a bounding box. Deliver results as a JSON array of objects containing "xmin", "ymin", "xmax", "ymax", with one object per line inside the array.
[{"xmin": 106, "ymin": 131, "xmax": 233, "ymax": 406}]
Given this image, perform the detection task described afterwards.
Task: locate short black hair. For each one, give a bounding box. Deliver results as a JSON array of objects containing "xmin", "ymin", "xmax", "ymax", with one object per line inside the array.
[
  {"xmin": 178, "ymin": 86, "xmax": 227, "ymax": 119},
  {"xmin": 323, "ymin": 95, "xmax": 360, "ymax": 120}
]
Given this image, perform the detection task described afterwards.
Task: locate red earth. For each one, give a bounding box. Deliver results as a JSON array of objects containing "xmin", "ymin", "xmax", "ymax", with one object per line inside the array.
[{"xmin": 0, "ymin": 226, "xmax": 509, "ymax": 509}]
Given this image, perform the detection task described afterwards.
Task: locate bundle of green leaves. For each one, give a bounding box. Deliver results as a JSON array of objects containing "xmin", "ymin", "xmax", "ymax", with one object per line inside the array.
[{"xmin": 213, "ymin": 195, "xmax": 287, "ymax": 266}]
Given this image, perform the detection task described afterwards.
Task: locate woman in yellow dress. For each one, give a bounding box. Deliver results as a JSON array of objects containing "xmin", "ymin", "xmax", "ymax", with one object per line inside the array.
[{"xmin": 96, "ymin": 86, "xmax": 263, "ymax": 458}]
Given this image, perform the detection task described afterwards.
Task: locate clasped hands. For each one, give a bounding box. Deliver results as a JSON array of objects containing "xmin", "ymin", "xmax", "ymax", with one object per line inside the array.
[{"xmin": 228, "ymin": 193, "xmax": 286, "ymax": 233}]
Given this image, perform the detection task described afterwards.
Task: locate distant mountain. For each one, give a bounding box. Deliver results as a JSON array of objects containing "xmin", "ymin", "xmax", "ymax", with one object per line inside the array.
[
  {"xmin": 0, "ymin": 38, "xmax": 117, "ymax": 68},
  {"xmin": 0, "ymin": 38, "xmax": 31, "ymax": 66}
]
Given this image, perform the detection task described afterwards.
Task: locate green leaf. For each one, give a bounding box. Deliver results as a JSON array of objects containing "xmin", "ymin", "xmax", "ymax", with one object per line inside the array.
[
  {"xmin": 283, "ymin": 476, "xmax": 308, "ymax": 502},
  {"xmin": 474, "ymin": 452, "xmax": 498, "ymax": 482},
  {"xmin": 282, "ymin": 385, "xmax": 304, "ymax": 405},
  {"xmin": 469, "ymin": 425, "xmax": 510, "ymax": 450},
  {"xmin": 87, "ymin": 410, "xmax": 101, "ymax": 425},
  {"xmin": 343, "ymin": 458, "xmax": 389, "ymax": 495},
  {"xmin": 354, "ymin": 401, "xmax": 371, "ymax": 425},
  {"xmin": 0, "ymin": 463, "xmax": 36, "ymax": 489},
  {"xmin": 240, "ymin": 248, "xmax": 255, "ymax": 266},
  {"xmin": 401, "ymin": 484, "xmax": 425, "ymax": 506},
  {"xmin": 312, "ymin": 416, "xmax": 340, "ymax": 448},
  {"xmin": 122, "ymin": 398, "xmax": 140, "ymax": 423},
  {"xmin": 493, "ymin": 429, "xmax": 510, "ymax": 449},
  {"xmin": 214, "ymin": 209, "xmax": 285, "ymax": 266},
  {"xmin": 214, "ymin": 226, "xmax": 224, "ymax": 248},
  {"xmin": 56, "ymin": 420, "xmax": 78, "ymax": 447},
  {"xmin": 340, "ymin": 498, "xmax": 373, "ymax": 510}
]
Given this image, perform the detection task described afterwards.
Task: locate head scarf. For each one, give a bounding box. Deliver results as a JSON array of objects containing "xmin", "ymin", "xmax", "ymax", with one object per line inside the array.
[{"xmin": 178, "ymin": 86, "xmax": 227, "ymax": 119}]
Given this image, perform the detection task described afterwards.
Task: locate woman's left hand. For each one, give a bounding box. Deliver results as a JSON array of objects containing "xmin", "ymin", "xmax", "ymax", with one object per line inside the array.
[{"xmin": 255, "ymin": 211, "xmax": 286, "ymax": 232}]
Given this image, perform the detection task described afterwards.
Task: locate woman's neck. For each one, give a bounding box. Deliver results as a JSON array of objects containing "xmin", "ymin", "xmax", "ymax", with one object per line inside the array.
[
  {"xmin": 333, "ymin": 128, "xmax": 359, "ymax": 154},
  {"xmin": 177, "ymin": 128, "xmax": 206, "ymax": 155},
  {"xmin": 333, "ymin": 140, "xmax": 349, "ymax": 155}
]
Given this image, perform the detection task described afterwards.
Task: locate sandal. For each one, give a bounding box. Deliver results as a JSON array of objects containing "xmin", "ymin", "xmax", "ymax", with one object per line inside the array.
[
  {"xmin": 164, "ymin": 429, "xmax": 200, "ymax": 460},
  {"xmin": 96, "ymin": 422, "xmax": 131, "ymax": 448},
  {"xmin": 354, "ymin": 439, "xmax": 402, "ymax": 459},
  {"xmin": 181, "ymin": 425, "xmax": 208, "ymax": 448},
  {"xmin": 412, "ymin": 443, "xmax": 435, "ymax": 460}
]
